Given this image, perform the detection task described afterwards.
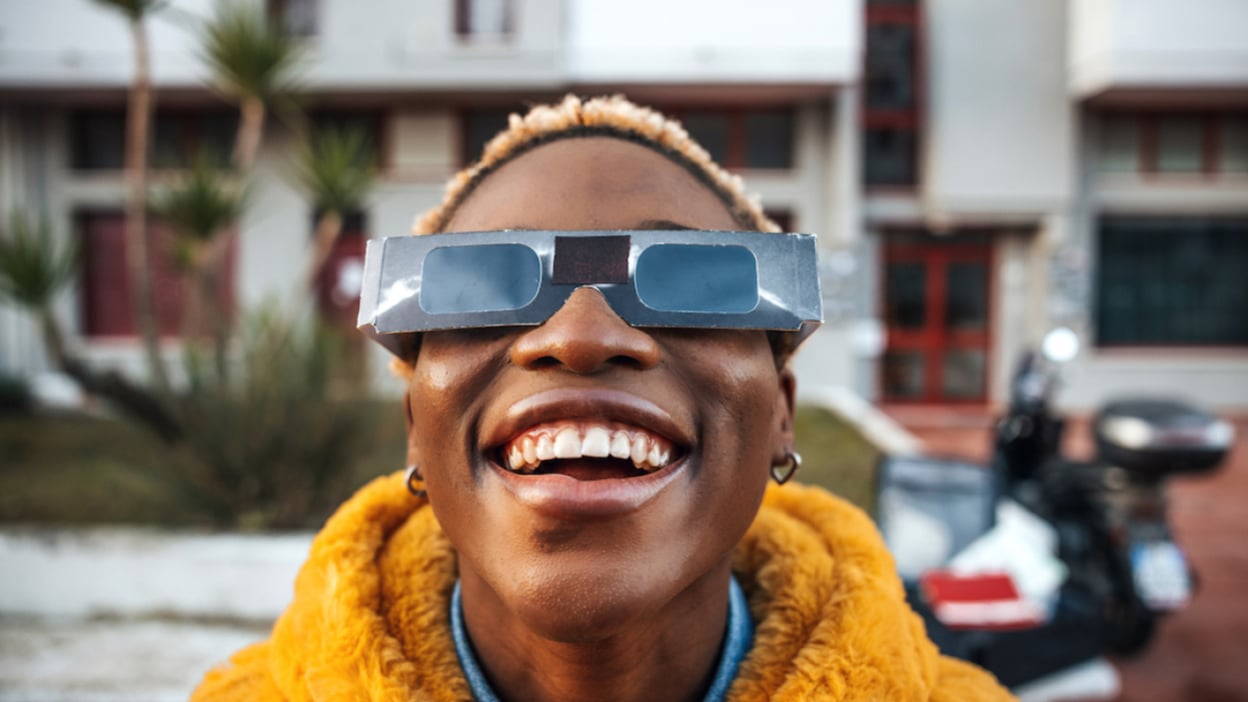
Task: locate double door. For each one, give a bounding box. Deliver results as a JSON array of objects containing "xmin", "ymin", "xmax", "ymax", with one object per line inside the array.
[{"xmin": 881, "ymin": 234, "xmax": 993, "ymax": 403}]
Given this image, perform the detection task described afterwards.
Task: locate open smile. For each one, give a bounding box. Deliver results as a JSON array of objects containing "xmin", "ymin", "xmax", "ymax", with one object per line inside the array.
[
  {"xmin": 498, "ymin": 420, "xmax": 679, "ymax": 478},
  {"xmin": 482, "ymin": 390, "xmax": 693, "ymax": 518}
]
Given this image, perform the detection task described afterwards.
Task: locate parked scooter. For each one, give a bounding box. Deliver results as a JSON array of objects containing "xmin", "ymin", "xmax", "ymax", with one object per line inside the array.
[{"xmin": 875, "ymin": 328, "xmax": 1234, "ymax": 694}]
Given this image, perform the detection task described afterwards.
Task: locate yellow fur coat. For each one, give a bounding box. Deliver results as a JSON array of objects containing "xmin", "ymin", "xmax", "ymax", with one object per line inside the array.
[{"xmin": 192, "ymin": 472, "xmax": 1014, "ymax": 701}]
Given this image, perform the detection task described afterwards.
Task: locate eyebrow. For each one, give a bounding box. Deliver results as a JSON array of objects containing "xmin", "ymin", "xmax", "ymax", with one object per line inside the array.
[
  {"xmin": 635, "ymin": 219, "xmax": 700, "ymax": 231},
  {"xmin": 504, "ymin": 219, "xmax": 702, "ymax": 232}
]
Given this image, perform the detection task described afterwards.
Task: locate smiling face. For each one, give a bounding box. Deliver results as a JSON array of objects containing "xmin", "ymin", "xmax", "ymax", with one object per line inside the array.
[{"xmin": 405, "ymin": 137, "xmax": 795, "ymax": 642}]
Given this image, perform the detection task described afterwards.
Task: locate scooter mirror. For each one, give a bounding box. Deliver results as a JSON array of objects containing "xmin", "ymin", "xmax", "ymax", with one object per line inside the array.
[{"xmin": 1042, "ymin": 327, "xmax": 1080, "ymax": 363}]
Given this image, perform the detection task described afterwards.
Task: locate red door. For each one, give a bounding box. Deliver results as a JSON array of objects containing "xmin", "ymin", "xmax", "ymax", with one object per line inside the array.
[{"xmin": 880, "ymin": 233, "xmax": 992, "ymax": 404}]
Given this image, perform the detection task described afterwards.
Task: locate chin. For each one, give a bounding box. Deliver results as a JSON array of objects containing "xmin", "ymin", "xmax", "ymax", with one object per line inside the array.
[{"xmin": 501, "ymin": 558, "xmax": 676, "ymax": 643}]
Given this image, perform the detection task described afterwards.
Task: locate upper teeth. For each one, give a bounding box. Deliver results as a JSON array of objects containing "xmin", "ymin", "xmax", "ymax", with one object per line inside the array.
[{"xmin": 503, "ymin": 422, "xmax": 674, "ymax": 473}]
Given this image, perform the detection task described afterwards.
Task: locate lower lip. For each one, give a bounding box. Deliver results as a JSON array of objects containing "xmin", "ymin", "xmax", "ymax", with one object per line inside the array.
[{"xmin": 490, "ymin": 458, "xmax": 685, "ymax": 520}]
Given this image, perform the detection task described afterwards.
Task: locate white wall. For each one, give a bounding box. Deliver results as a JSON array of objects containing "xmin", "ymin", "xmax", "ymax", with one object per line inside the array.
[
  {"xmin": 1069, "ymin": 0, "xmax": 1248, "ymax": 97},
  {"xmin": 1061, "ymin": 353, "xmax": 1248, "ymax": 411},
  {"xmin": 0, "ymin": 0, "xmax": 216, "ymax": 87},
  {"xmin": 0, "ymin": 0, "xmax": 565, "ymax": 90},
  {"xmin": 566, "ymin": 0, "xmax": 861, "ymax": 84},
  {"xmin": 922, "ymin": 0, "xmax": 1074, "ymax": 218}
]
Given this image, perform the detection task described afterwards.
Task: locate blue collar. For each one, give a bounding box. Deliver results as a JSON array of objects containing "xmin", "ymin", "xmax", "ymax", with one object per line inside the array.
[{"xmin": 451, "ymin": 577, "xmax": 753, "ymax": 702}]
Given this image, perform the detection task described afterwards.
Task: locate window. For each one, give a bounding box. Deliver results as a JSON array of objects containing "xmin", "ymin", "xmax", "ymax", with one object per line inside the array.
[
  {"xmin": 78, "ymin": 212, "xmax": 236, "ymax": 338},
  {"xmin": 152, "ymin": 112, "xmax": 235, "ymax": 169},
  {"xmin": 70, "ymin": 109, "xmax": 235, "ymax": 171},
  {"xmin": 459, "ymin": 105, "xmax": 795, "ymax": 171},
  {"xmin": 863, "ymin": 128, "xmax": 916, "ymax": 186},
  {"xmin": 865, "ymin": 23, "xmax": 916, "ymax": 112},
  {"xmin": 1219, "ymin": 118, "xmax": 1247, "ymax": 173},
  {"xmin": 672, "ymin": 108, "xmax": 796, "ymax": 171},
  {"xmin": 681, "ymin": 112, "xmax": 731, "ymax": 165},
  {"xmin": 1096, "ymin": 218, "xmax": 1248, "ymax": 346},
  {"xmin": 1097, "ymin": 113, "xmax": 1248, "ymax": 175},
  {"xmin": 460, "ymin": 107, "xmax": 519, "ymax": 166},
  {"xmin": 455, "ymin": 0, "xmax": 514, "ymax": 40},
  {"xmin": 1100, "ymin": 115, "xmax": 1141, "ymax": 173},
  {"xmin": 71, "ymin": 111, "xmax": 125, "ymax": 171},
  {"xmin": 309, "ymin": 110, "xmax": 385, "ymax": 168},
  {"xmin": 744, "ymin": 111, "xmax": 796, "ymax": 170},
  {"xmin": 862, "ymin": 2, "xmax": 921, "ymax": 188},
  {"xmin": 268, "ymin": 0, "xmax": 318, "ymax": 38}
]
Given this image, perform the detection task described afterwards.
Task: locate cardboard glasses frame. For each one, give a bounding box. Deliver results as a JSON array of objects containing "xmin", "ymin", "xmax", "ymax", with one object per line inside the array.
[{"xmin": 357, "ymin": 229, "xmax": 823, "ymax": 359}]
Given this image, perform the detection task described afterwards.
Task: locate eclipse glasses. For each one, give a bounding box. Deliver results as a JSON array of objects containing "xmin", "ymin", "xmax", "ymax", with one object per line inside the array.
[{"xmin": 357, "ymin": 230, "xmax": 823, "ymax": 358}]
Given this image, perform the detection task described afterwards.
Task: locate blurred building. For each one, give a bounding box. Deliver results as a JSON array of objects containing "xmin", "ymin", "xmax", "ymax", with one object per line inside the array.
[{"xmin": 0, "ymin": 0, "xmax": 1245, "ymax": 411}]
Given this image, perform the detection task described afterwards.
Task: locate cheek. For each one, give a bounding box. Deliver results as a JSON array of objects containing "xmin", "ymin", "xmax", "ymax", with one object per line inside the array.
[
  {"xmin": 690, "ymin": 350, "xmax": 784, "ymax": 498},
  {"xmin": 405, "ymin": 340, "xmax": 495, "ymax": 471},
  {"xmin": 690, "ymin": 340, "xmax": 783, "ymax": 431}
]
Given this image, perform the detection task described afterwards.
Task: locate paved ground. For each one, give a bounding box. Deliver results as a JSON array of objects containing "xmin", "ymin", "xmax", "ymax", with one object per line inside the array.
[
  {"xmin": 888, "ymin": 407, "xmax": 1248, "ymax": 702},
  {"xmin": 0, "ymin": 617, "xmax": 265, "ymax": 702}
]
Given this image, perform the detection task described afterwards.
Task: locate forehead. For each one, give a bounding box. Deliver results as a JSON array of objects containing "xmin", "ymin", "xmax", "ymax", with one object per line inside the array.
[{"xmin": 444, "ymin": 137, "xmax": 740, "ymax": 233}]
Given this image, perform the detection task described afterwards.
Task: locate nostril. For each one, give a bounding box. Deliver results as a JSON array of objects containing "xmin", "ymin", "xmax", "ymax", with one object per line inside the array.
[
  {"xmin": 509, "ymin": 289, "xmax": 662, "ymax": 373},
  {"xmin": 607, "ymin": 354, "xmax": 649, "ymax": 370},
  {"xmin": 525, "ymin": 355, "xmax": 563, "ymax": 370}
]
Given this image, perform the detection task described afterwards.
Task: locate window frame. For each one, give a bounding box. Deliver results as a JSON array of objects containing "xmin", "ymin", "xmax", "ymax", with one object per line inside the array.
[
  {"xmin": 1094, "ymin": 216, "xmax": 1248, "ymax": 349},
  {"xmin": 662, "ymin": 106, "xmax": 798, "ymax": 172},
  {"xmin": 69, "ymin": 108, "xmax": 237, "ymax": 173},
  {"xmin": 454, "ymin": 0, "xmax": 515, "ymax": 42},
  {"xmin": 267, "ymin": 0, "xmax": 319, "ymax": 39},
  {"xmin": 1097, "ymin": 111, "xmax": 1248, "ymax": 177},
  {"xmin": 862, "ymin": 2, "xmax": 924, "ymax": 191}
]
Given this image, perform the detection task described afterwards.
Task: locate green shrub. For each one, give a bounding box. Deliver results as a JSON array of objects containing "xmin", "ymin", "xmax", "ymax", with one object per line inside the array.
[{"xmin": 172, "ymin": 308, "xmax": 388, "ymax": 529}]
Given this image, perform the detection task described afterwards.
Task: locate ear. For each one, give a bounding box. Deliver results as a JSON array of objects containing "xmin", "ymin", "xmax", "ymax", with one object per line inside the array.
[
  {"xmin": 404, "ymin": 389, "xmax": 420, "ymax": 468},
  {"xmin": 771, "ymin": 368, "xmax": 797, "ymax": 466}
]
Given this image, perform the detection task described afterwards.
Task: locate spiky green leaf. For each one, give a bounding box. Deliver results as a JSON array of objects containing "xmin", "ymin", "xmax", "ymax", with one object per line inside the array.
[
  {"xmin": 150, "ymin": 157, "xmax": 245, "ymax": 255},
  {"xmin": 0, "ymin": 212, "xmax": 78, "ymax": 310},
  {"xmin": 202, "ymin": 3, "xmax": 302, "ymax": 106},
  {"xmin": 294, "ymin": 126, "xmax": 377, "ymax": 215}
]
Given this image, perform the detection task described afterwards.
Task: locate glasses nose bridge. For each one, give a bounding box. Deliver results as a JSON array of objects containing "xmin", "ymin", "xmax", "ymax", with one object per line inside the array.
[{"xmin": 509, "ymin": 286, "xmax": 660, "ymax": 372}]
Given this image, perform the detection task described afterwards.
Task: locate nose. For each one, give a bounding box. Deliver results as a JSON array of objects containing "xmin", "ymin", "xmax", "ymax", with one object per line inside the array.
[{"xmin": 510, "ymin": 287, "xmax": 661, "ymax": 373}]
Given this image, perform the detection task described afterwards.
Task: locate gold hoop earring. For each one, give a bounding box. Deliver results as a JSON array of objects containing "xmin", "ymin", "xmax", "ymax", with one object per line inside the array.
[
  {"xmin": 770, "ymin": 451, "xmax": 801, "ymax": 485},
  {"xmin": 405, "ymin": 464, "xmax": 427, "ymax": 498}
]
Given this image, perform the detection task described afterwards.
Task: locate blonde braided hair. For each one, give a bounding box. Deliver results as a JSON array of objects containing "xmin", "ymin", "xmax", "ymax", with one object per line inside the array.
[
  {"xmin": 392, "ymin": 94, "xmax": 791, "ymax": 379},
  {"xmin": 413, "ymin": 94, "xmax": 778, "ymax": 236}
]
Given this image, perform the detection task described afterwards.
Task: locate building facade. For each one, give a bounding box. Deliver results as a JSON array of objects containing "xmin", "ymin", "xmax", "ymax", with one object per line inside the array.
[{"xmin": 0, "ymin": 0, "xmax": 1245, "ymax": 411}]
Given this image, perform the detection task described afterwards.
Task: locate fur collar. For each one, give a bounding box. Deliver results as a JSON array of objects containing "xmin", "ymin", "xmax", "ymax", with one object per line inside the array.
[{"xmin": 193, "ymin": 472, "xmax": 1012, "ymax": 701}]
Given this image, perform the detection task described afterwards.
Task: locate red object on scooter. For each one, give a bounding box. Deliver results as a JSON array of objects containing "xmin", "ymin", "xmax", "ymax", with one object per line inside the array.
[{"xmin": 920, "ymin": 570, "xmax": 1046, "ymax": 631}]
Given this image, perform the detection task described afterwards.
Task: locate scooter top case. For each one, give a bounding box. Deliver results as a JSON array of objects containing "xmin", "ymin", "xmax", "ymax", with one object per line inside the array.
[{"xmin": 1095, "ymin": 398, "xmax": 1233, "ymax": 478}]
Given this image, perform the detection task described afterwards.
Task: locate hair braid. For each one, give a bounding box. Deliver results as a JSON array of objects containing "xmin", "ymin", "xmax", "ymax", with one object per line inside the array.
[{"xmin": 413, "ymin": 94, "xmax": 778, "ymax": 236}]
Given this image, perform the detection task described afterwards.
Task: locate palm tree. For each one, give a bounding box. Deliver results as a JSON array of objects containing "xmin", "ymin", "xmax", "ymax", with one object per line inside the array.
[
  {"xmin": 0, "ymin": 213, "xmax": 78, "ymax": 367},
  {"xmin": 202, "ymin": 3, "xmax": 301, "ymax": 175},
  {"xmin": 92, "ymin": 0, "xmax": 171, "ymax": 395},
  {"xmin": 294, "ymin": 126, "xmax": 377, "ymax": 293},
  {"xmin": 150, "ymin": 157, "xmax": 246, "ymax": 379},
  {"xmin": 0, "ymin": 212, "xmax": 180, "ymax": 441}
]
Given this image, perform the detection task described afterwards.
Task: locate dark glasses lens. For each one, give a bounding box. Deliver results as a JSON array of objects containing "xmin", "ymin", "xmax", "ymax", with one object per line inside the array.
[
  {"xmin": 420, "ymin": 244, "xmax": 542, "ymax": 314},
  {"xmin": 635, "ymin": 244, "xmax": 759, "ymax": 313}
]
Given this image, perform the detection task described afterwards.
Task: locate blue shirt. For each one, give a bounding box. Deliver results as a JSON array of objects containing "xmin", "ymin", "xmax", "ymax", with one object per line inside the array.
[{"xmin": 450, "ymin": 577, "xmax": 754, "ymax": 702}]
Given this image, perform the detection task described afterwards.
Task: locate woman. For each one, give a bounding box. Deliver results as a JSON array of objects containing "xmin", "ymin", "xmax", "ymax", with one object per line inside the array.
[{"xmin": 193, "ymin": 95, "xmax": 1013, "ymax": 701}]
